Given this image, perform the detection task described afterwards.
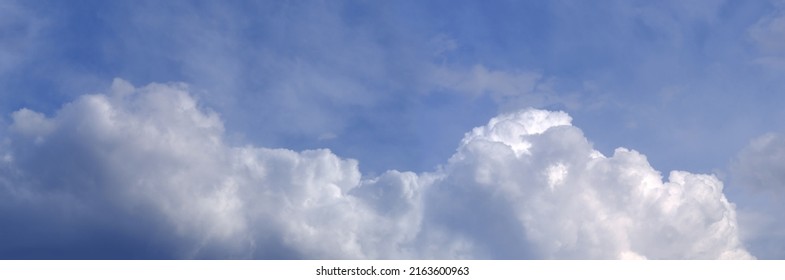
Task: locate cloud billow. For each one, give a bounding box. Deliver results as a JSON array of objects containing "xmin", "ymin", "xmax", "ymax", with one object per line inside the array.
[{"xmin": 0, "ymin": 79, "xmax": 751, "ymax": 259}]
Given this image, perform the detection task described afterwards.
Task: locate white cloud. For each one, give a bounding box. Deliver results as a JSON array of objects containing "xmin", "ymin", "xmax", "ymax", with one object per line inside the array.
[
  {"xmin": 0, "ymin": 79, "xmax": 752, "ymax": 259},
  {"xmin": 0, "ymin": 79, "xmax": 414, "ymax": 259},
  {"xmin": 422, "ymin": 109, "xmax": 750, "ymax": 259}
]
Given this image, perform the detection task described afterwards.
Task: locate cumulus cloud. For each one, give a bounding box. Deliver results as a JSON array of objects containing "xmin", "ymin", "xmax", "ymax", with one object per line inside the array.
[
  {"xmin": 0, "ymin": 79, "xmax": 752, "ymax": 259},
  {"xmin": 421, "ymin": 110, "xmax": 750, "ymax": 259},
  {"xmin": 0, "ymin": 79, "xmax": 417, "ymax": 259}
]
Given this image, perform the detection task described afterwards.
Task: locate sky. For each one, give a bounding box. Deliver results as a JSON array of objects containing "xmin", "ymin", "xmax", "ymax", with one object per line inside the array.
[{"xmin": 0, "ymin": 0, "xmax": 784, "ymax": 259}]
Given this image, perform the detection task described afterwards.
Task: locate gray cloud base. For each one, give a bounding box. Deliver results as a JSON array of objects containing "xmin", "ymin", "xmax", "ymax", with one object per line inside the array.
[{"xmin": 0, "ymin": 79, "xmax": 751, "ymax": 259}]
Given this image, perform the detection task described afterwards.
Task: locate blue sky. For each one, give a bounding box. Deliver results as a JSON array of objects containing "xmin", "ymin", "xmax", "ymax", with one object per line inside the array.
[{"xmin": 1, "ymin": 0, "xmax": 784, "ymax": 259}]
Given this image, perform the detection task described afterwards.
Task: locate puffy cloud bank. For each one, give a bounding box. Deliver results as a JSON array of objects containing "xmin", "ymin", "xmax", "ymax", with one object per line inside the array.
[{"xmin": 0, "ymin": 79, "xmax": 752, "ymax": 259}]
